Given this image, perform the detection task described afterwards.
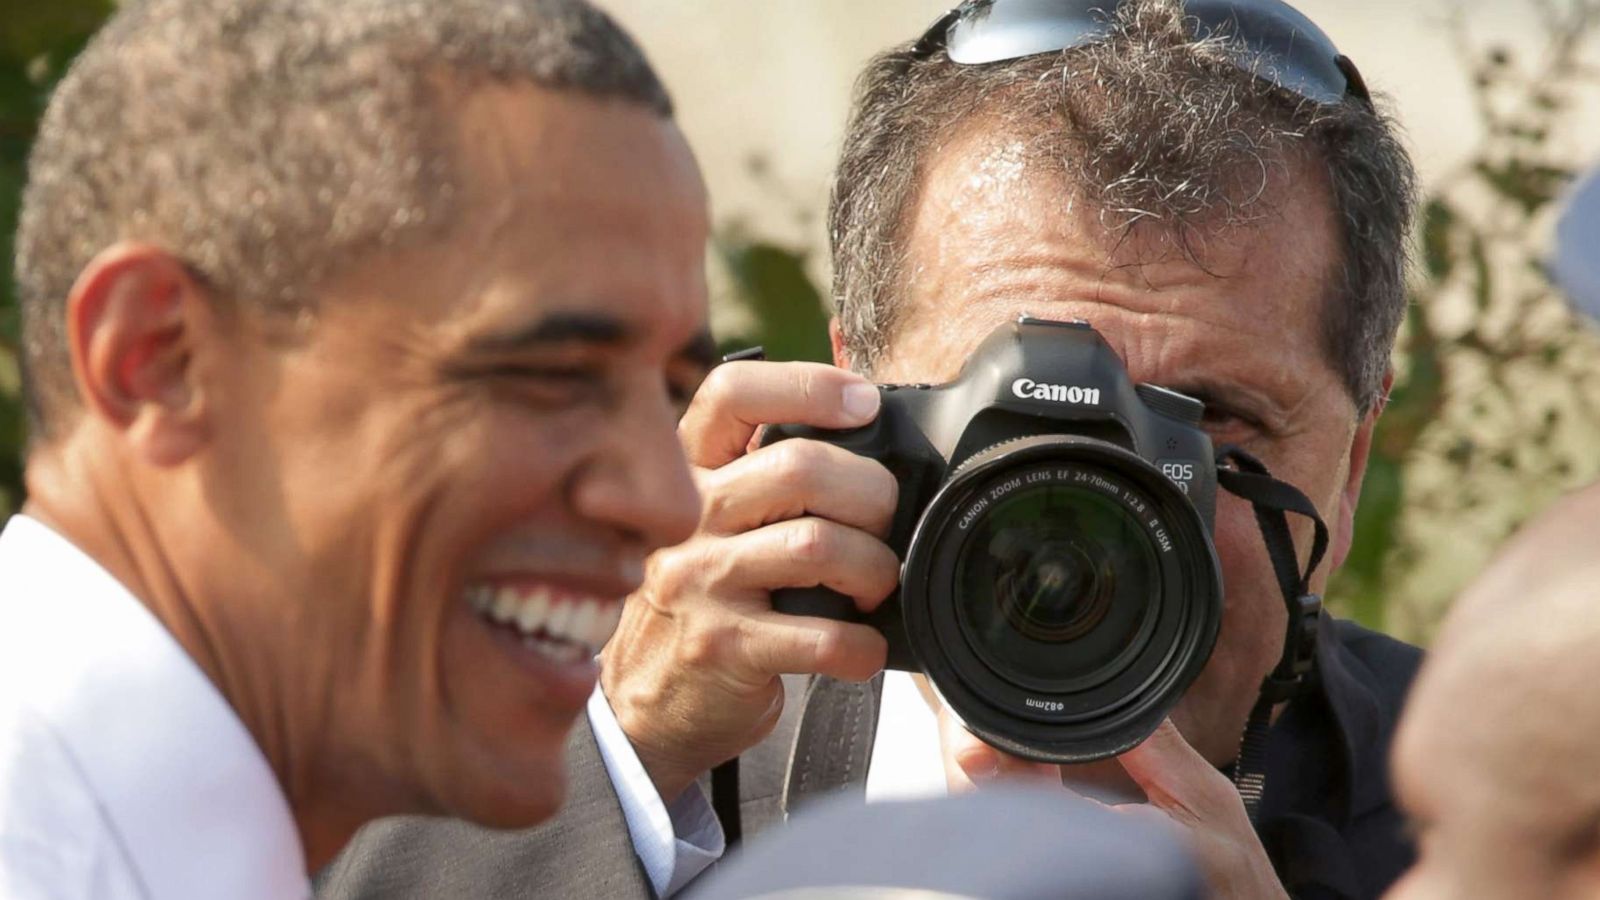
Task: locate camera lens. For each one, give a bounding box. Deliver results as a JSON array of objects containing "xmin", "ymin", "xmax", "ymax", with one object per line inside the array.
[
  {"xmin": 956, "ymin": 483, "xmax": 1159, "ymax": 692},
  {"xmin": 899, "ymin": 435, "xmax": 1221, "ymax": 765}
]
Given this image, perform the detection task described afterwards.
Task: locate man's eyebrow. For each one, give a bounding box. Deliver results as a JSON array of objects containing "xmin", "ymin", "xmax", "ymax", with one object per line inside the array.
[
  {"xmin": 466, "ymin": 312, "xmax": 635, "ymax": 354},
  {"xmin": 1162, "ymin": 378, "xmax": 1284, "ymax": 417}
]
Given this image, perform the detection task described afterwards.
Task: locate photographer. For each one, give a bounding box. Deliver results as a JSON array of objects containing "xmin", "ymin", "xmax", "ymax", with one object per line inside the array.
[{"xmin": 325, "ymin": 1, "xmax": 1422, "ymax": 898}]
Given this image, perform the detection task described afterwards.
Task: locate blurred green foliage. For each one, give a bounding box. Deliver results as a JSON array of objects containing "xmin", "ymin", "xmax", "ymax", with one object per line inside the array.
[
  {"xmin": 1328, "ymin": 1, "xmax": 1600, "ymax": 639},
  {"xmin": 0, "ymin": 0, "xmax": 115, "ymax": 517},
  {"xmin": 714, "ymin": 234, "xmax": 832, "ymax": 364}
]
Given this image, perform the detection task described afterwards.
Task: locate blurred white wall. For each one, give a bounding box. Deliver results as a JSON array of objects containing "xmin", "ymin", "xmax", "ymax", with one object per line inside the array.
[{"xmin": 602, "ymin": 0, "xmax": 1599, "ymax": 258}]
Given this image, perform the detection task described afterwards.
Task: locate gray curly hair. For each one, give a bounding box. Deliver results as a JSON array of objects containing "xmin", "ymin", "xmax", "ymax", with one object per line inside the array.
[{"xmin": 829, "ymin": 0, "xmax": 1417, "ymax": 415}]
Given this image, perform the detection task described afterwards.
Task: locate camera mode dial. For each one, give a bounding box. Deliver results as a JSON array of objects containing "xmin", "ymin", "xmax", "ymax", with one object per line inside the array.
[{"xmin": 1133, "ymin": 384, "xmax": 1205, "ymax": 428}]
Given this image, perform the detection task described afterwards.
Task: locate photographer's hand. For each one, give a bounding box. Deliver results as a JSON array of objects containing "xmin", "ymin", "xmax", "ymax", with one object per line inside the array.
[
  {"xmin": 600, "ymin": 361, "xmax": 899, "ymax": 804},
  {"xmin": 1116, "ymin": 720, "xmax": 1289, "ymax": 899},
  {"xmin": 940, "ymin": 711, "xmax": 1288, "ymax": 899}
]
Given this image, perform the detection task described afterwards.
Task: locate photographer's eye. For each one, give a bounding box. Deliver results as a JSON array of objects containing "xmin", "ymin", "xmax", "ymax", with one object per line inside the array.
[
  {"xmin": 1166, "ymin": 384, "xmax": 1268, "ymax": 441},
  {"xmin": 1197, "ymin": 403, "xmax": 1267, "ymax": 443}
]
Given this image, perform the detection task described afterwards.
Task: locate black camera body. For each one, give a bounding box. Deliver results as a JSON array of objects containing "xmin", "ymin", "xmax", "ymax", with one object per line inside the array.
[{"xmin": 766, "ymin": 316, "xmax": 1222, "ymax": 763}]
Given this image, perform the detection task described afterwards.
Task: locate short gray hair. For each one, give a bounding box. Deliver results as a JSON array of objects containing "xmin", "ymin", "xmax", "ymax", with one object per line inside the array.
[
  {"xmin": 15, "ymin": 0, "xmax": 671, "ymax": 438},
  {"xmin": 830, "ymin": 0, "xmax": 1417, "ymax": 415}
]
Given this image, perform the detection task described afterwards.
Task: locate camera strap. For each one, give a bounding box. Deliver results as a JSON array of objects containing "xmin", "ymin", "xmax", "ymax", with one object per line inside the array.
[{"xmin": 1214, "ymin": 445, "xmax": 1330, "ymax": 825}]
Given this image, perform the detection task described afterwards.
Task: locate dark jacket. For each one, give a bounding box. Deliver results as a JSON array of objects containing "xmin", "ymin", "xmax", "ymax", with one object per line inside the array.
[{"xmin": 1255, "ymin": 615, "xmax": 1423, "ymax": 899}]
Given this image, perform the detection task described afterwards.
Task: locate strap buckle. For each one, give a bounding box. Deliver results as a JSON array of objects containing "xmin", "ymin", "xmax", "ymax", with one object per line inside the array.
[{"xmin": 1259, "ymin": 593, "xmax": 1322, "ymax": 703}]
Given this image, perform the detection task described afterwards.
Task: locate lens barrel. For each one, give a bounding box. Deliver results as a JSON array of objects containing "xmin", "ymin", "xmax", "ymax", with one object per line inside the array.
[{"xmin": 901, "ymin": 435, "xmax": 1221, "ymax": 764}]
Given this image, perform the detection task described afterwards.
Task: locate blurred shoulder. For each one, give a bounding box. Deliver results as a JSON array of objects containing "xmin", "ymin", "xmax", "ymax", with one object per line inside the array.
[
  {"xmin": 1451, "ymin": 481, "xmax": 1600, "ymax": 628},
  {"xmin": 0, "ymin": 701, "xmax": 126, "ymax": 900}
]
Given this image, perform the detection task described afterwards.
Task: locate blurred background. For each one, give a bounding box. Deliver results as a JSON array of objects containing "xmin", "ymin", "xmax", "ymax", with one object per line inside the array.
[{"xmin": 3, "ymin": 0, "xmax": 1599, "ymax": 642}]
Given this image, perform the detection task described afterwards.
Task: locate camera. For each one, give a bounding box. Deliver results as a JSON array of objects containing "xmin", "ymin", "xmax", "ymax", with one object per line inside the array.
[{"xmin": 766, "ymin": 316, "xmax": 1222, "ymax": 763}]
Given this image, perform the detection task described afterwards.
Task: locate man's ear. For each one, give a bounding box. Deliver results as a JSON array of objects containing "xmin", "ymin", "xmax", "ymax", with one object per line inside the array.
[
  {"xmin": 1327, "ymin": 369, "xmax": 1394, "ymax": 573},
  {"xmin": 67, "ymin": 242, "xmax": 214, "ymax": 466},
  {"xmin": 829, "ymin": 318, "xmax": 850, "ymax": 370}
]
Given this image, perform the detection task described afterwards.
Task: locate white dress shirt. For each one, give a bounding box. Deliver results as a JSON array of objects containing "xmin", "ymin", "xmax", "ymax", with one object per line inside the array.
[
  {"xmin": 0, "ymin": 515, "xmax": 309, "ymax": 900},
  {"xmin": 589, "ymin": 669, "xmax": 949, "ymax": 897},
  {"xmin": 864, "ymin": 671, "xmax": 949, "ymax": 802},
  {"xmin": 586, "ymin": 688, "xmax": 724, "ymax": 897}
]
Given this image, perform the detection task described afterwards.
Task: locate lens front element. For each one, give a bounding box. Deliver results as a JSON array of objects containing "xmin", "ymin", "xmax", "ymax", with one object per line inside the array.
[
  {"xmin": 959, "ymin": 483, "xmax": 1159, "ymax": 692},
  {"xmin": 994, "ymin": 529, "xmax": 1114, "ymax": 643}
]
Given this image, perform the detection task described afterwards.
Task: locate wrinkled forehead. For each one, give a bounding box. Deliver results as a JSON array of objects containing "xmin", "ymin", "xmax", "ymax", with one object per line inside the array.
[
  {"xmin": 301, "ymin": 77, "xmax": 709, "ymax": 354},
  {"xmin": 882, "ymin": 121, "xmax": 1341, "ymax": 371},
  {"xmin": 909, "ymin": 113, "xmax": 1332, "ymax": 265}
]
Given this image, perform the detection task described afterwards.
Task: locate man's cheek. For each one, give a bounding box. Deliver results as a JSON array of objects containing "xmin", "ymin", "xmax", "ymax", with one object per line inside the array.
[
  {"xmin": 1209, "ymin": 497, "xmax": 1271, "ymax": 602},
  {"xmin": 1209, "ymin": 500, "xmax": 1287, "ymax": 668}
]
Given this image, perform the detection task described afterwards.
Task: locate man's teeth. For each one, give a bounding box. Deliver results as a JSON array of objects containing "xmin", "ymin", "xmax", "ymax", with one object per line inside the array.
[{"xmin": 468, "ymin": 585, "xmax": 623, "ymax": 658}]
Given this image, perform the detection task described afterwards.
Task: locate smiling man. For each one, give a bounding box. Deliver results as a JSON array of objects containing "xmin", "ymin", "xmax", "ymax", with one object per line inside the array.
[
  {"xmin": 322, "ymin": 2, "xmax": 1423, "ymax": 900},
  {"xmin": 0, "ymin": 0, "xmax": 707, "ymax": 896}
]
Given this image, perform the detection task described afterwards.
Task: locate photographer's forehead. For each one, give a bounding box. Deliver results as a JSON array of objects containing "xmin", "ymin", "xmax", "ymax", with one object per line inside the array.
[{"xmin": 878, "ymin": 129, "xmax": 1343, "ymax": 411}]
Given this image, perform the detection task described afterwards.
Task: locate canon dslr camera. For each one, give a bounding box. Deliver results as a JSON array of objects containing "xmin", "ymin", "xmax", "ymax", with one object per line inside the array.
[{"xmin": 767, "ymin": 316, "xmax": 1222, "ymax": 763}]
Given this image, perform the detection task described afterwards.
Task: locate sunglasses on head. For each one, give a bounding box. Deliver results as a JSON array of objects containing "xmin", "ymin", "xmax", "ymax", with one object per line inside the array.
[{"xmin": 910, "ymin": 0, "xmax": 1371, "ymax": 108}]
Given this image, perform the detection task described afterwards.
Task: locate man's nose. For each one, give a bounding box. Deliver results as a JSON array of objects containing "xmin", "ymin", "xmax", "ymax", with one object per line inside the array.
[{"xmin": 572, "ymin": 386, "xmax": 702, "ymax": 552}]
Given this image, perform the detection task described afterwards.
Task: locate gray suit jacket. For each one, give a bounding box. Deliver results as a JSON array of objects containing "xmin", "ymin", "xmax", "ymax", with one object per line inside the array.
[
  {"xmin": 317, "ymin": 675, "xmax": 873, "ymax": 898},
  {"xmin": 317, "ymin": 617, "xmax": 1419, "ymax": 899}
]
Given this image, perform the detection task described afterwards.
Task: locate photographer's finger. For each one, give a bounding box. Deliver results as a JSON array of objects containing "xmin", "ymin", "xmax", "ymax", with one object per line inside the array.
[
  {"xmin": 938, "ymin": 706, "xmax": 993, "ymax": 792},
  {"xmin": 937, "ymin": 704, "xmax": 1059, "ymax": 791},
  {"xmin": 715, "ymin": 517, "xmax": 901, "ymax": 614},
  {"xmin": 699, "ymin": 439, "xmax": 898, "ymax": 537},
  {"xmin": 1107, "ymin": 801, "xmax": 1189, "ymax": 843},
  {"xmin": 1117, "ymin": 718, "xmax": 1227, "ymax": 821},
  {"xmin": 680, "ymin": 362, "xmax": 880, "ymax": 469},
  {"xmin": 742, "ymin": 614, "xmax": 888, "ymax": 682}
]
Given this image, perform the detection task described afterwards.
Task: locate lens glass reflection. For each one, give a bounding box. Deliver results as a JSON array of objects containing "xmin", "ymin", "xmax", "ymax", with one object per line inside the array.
[{"xmin": 955, "ymin": 480, "xmax": 1161, "ymax": 688}]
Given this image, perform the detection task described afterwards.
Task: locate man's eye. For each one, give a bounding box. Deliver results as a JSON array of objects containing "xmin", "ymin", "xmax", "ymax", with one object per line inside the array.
[
  {"xmin": 665, "ymin": 364, "xmax": 710, "ymax": 418},
  {"xmin": 489, "ymin": 365, "xmax": 606, "ymax": 405},
  {"xmin": 668, "ymin": 382, "xmax": 695, "ymax": 417},
  {"xmin": 1200, "ymin": 406, "xmax": 1261, "ymax": 435}
]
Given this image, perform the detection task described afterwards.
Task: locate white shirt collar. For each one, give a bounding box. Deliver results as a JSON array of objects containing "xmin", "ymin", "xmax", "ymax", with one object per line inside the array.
[{"xmin": 0, "ymin": 515, "xmax": 309, "ymax": 898}]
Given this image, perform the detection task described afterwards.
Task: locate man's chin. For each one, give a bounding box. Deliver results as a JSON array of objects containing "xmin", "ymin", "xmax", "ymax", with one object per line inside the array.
[
  {"xmin": 445, "ymin": 765, "xmax": 568, "ymax": 831},
  {"xmin": 464, "ymin": 793, "xmax": 566, "ymax": 831},
  {"xmin": 426, "ymin": 734, "xmax": 572, "ymax": 830}
]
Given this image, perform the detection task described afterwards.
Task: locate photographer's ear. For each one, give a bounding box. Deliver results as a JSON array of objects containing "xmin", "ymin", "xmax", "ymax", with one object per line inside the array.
[
  {"xmin": 1328, "ymin": 369, "xmax": 1395, "ymax": 573},
  {"xmin": 67, "ymin": 242, "xmax": 214, "ymax": 466},
  {"xmin": 829, "ymin": 318, "xmax": 852, "ymax": 370}
]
